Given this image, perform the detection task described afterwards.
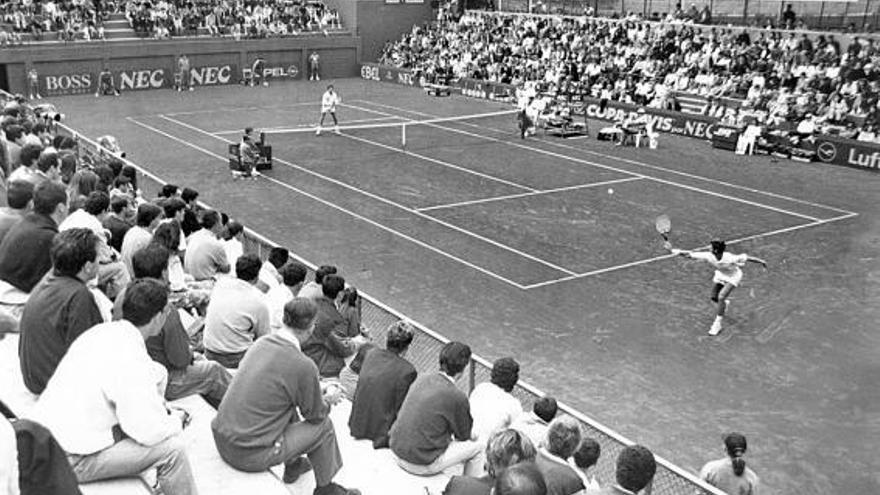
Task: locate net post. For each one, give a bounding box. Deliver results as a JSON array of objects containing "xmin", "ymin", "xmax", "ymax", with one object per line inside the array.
[{"xmin": 402, "ymin": 123, "xmax": 407, "ymax": 150}]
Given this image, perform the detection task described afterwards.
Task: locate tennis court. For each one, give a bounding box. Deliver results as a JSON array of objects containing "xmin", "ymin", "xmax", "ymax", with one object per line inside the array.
[{"xmin": 57, "ymin": 79, "xmax": 879, "ymax": 495}]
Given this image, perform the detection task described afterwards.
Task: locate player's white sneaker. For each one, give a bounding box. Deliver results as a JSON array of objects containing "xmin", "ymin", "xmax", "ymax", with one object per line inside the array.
[
  {"xmin": 316, "ymin": 127, "xmax": 322, "ymax": 136},
  {"xmin": 708, "ymin": 319, "xmax": 723, "ymax": 336},
  {"xmin": 334, "ymin": 125, "xmax": 339, "ymax": 134}
]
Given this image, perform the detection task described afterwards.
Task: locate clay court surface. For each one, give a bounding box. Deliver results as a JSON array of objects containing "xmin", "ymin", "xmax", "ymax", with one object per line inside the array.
[{"xmin": 54, "ymin": 79, "xmax": 879, "ymax": 495}]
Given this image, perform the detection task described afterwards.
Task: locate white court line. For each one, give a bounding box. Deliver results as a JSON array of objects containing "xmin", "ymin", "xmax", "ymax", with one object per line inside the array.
[
  {"xmin": 416, "ymin": 176, "xmax": 644, "ymax": 212},
  {"xmin": 343, "ymin": 101, "xmax": 821, "ymax": 222},
  {"xmin": 338, "ymin": 132, "xmax": 537, "ymax": 192},
  {"xmin": 212, "ymin": 116, "xmax": 402, "ymax": 135},
  {"xmin": 523, "ymin": 212, "xmax": 859, "ymax": 289},
  {"xmin": 126, "ymin": 115, "xmax": 532, "ymax": 289},
  {"xmin": 356, "ymin": 100, "xmax": 857, "ymax": 217},
  {"xmin": 155, "ymin": 114, "xmax": 579, "ymax": 278},
  {"xmin": 164, "ymin": 101, "xmax": 318, "ymax": 117}
]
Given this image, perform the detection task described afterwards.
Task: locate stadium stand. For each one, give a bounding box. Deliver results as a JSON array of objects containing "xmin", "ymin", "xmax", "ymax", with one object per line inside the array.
[
  {"xmin": 0, "ymin": 0, "xmax": 343, "ymax": 44},
  {"xmin": 0, "ymin": 88, "xmax": 728, "ymax": 495},
  {"xmin": 380, "ymin": 10, "xmax": 880, "ymax": 141}
]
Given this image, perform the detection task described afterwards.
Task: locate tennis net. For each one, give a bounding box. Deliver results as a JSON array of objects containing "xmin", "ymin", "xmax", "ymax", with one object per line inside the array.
[{"xmin": 258, "ymin": 108, "xmax": 520, "ymax": 154}]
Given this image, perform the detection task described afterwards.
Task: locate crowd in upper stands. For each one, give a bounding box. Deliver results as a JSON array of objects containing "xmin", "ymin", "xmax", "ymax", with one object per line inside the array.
[
  {"xmin": 0, "ymin": 0, "xmax": 340, "ymax": 44},
  {"xmin": 0, "ymin": 92, "xmax": 760, "ymax": 495},
  {"xmin": 0, "ymin": 0, "xmax": 111, "ymax": 43},
  {"xmin": 125, "ymin": 0, "xmax": 341, "ymax": 39},
  {"xmin": 380, "ymin": 10, "xmax": 880, "ymax": 140}
]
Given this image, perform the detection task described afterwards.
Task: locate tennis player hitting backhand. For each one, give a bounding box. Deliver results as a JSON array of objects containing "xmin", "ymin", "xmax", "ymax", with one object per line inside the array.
[
  {"xmin": 316, "ymin": 84, "xmax": 340, "ymax": 136},
  {"xmin": 667, "ymin": 239, "xmax": 767, "ymax": 335}
]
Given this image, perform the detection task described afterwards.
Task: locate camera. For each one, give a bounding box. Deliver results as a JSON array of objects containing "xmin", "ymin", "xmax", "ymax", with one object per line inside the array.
[{"xmin": 33, "ymin": 103, "xmax": 65, "ymax": 122}]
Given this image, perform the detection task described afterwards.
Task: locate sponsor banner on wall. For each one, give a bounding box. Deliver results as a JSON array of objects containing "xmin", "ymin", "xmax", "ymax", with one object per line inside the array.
[
  {"xmin": 814, "ymin": 135, "xmax": 880, "ymax": 171},
  {"xmin": 458, "ymin": 78, "xmax": 516, "ymax": 100},
  {"xmin": 360, "ymin": 63, "xmax": 422, "ymax": 87},
  {"xmin": 189, "ymin": 64, "xmax": 237, "ymax": 86},
  {"xmin": 249, "ymin": 51, "xmax": 303, "ymax": 80},
  {"xmin": 578, "ymin": 98, "xmax": 718, "ymax": 140}
]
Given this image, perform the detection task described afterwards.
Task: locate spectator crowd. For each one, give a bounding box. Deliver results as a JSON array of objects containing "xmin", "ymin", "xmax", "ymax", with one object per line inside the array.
[
  {"xmin": 0, "ymin": 92, "xmax": 759, "ymax": 495},
  {"xmin": 380, "ymin": 10, "xmax": 880, "ymax": 141},
  {"xmin": 1, "ymin": 0, "xmax": 111, "ymax": 43},
  {"xmin": 123, "ymin": 0, "xmax": 341, "ymax": 39}
]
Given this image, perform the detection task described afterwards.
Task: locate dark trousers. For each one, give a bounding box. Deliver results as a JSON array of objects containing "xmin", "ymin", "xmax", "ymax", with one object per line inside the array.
[
  {"xmin": 213, "ymin": 416, "xmax": 343, "ymax": 486},
  {"xmin": 205, "ymin": 349, "xmax": 247, "ymax": 369}
]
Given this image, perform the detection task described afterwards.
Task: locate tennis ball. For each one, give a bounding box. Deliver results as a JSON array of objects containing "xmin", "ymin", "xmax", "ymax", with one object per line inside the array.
[{"xmin": 608, "ymin": 188, "xmax": 614, "ymax": 194}]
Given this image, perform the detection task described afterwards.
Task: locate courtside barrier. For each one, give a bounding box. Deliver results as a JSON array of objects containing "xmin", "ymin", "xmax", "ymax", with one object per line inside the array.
[{"xmin": 51, "ymin": 119, "xmax": 727, "ymax": 495}]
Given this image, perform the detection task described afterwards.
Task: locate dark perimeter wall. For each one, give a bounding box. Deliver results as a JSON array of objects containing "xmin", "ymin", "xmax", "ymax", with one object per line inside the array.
[
  {"xmin": 0, "ymin": 35, "xmax": 360, "ymax": 96},
  {"xmin": 324, "ymin": 0, "xmax": 433, "ymax": 63}
]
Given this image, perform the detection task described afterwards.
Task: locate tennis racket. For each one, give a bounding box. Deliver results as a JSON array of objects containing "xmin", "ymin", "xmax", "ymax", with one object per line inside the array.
[{"xmin": 655, "ymin": 214, "xmax": 672, "ymax": 250}]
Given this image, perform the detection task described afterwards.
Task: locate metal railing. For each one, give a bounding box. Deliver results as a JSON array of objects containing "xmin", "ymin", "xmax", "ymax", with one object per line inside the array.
[{"xmin": 50, "ymin": 120, "xmax": 725, "ymax": 495}]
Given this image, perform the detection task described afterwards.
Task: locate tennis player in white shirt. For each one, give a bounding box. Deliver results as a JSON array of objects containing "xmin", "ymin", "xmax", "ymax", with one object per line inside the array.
[
  {"xmin": 316, "ymin": 84, "xmax": 340, "ymax": 135},
  {"xmin": 668, "ymin": 239, "xmax": 767, "ymax": 335}
]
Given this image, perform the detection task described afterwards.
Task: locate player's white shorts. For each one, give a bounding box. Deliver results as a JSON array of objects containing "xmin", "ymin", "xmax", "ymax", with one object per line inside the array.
[
  {"xmin": 321, "ymin": 106, "xmax": 335, "ymax": 114},
  {"xmin": 713, "ymin": 269, "xmax": 743, "ymax": 287}
]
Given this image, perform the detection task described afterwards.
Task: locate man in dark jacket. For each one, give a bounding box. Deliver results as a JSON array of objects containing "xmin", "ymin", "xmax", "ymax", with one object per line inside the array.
[
  {"xmin": 0, "ymin": 181, "xmax": 67, "ymax": 294},
  {"xmin": 390, "ymin": 341, "xmax": 482, "ymax": 477},
  {"xmin": 18, "ymin": 229, "xmax": 104, "ymax": 394},
  {"xmin": 348, "ymin": 321, "xmax": 417, "ymax": 448},
  {"xmin": 302, "ymin": 274, "xmax": 365, "ymax": 377},
  {"xmin": 119, "ymin": 244, "xmax": 231, "ymax": 409}
]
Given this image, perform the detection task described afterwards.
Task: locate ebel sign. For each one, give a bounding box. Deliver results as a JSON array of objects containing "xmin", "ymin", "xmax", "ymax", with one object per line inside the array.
[{"xmin": 360, "ymin": 63, "xmax": 420, "ymax": 87}]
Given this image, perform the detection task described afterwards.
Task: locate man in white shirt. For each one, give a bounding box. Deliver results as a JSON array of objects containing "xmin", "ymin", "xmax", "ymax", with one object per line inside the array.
[
  {"xmin": 30, "ymin": 278, "xmax": 197, "ymax": 495},
  {"xmin": 470, "ymin": 357, "xmax": 523, "ymax": 442},
  {"xmin": 257, "ymin": 247, "xmax": 288, "ymax": 292},
  {"xmin": 184, "ymin": 210, "xmax": 230, "ymax": 281},
  {"xmin": 267, "ymin": 262, "xmax": 307, "ymax": 332},
  {"xmin": 297, "ymin": 264, "xmax": 337, "ymax": 300},
  {"xmin": 316, "ymin": 85, "xmax": 340, "ymax": 136},
  {"xmin": 121, "ymin": 202, "xmax": 164, "ymax": 277},
  {"xmin": 510, "ymin": 396, "xmax": 558, "ymax": 449},
  {"xmin": 203, "ymin": 254, "xmax": 270, "ymax": 368}
]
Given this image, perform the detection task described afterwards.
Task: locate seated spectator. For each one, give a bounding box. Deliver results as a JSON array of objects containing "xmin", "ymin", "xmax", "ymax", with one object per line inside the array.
[
  {"xmin": 338, "ymin": 286, "xmax": 366, "ymax": 339},
  {"xmin": 470, "ymin": 357, "xmax": 523, "ymax": 442},
  {"xmin": 221, "ymin": 221, "xmax": 244, "ymax": 275},
  {"xmin": 102, "ymin": 196, "xmax": 133, "ymax": 252},
  {"xmin": 257, "ymin": 246, "xmax": 288, "ymax": 292},
  {"xmin": 18, "ymin": 228, "xmax": 104, "ymax": 395},
  {"xmin": 203, "ymin": 254, "xmax": 270, "ymax": 368},
  {"xmin": 592, "ymin": 445, "xmax": 656, "ymax": 495},
  {"xmin": 390, "ymin": 341, "xmax": 482, "ymax": 477},
  {"xmin": 122, "ymin": 244, "xmax": 232, "ymax": 409},
  {"xmin": 30, "ymin": 148, "xmax": 62, "ymax": 185},
  {"xmin": 302, "ymin": 274, "xmax": 366, "ymax": 378},
  {"xmin": 443, "ymin": 429, "xmax": 537, "ymax": 495},
  {"xmin": 298, "ymin": 264, "xmax": 337, "ymax": 299},
  {"xmin": 699, "ymin": 433, "xmax": 760, "ymax": 495},
  {"xmin": 7, "ymin": 143, "xmax": 44, "ymax": 185},
  {"xmin": 184, "ymin": 209, "xmax": 230, "ymax": 281},
  {"xmin": 211, "ymin": 298, "xmax": 360, "ymax": 495},
  {"xmin": 159, "ymin": 184, "xmax": 181, "ymax": 199},
  {"xmin": 59, "ymin": 191, "xmax": 130, "ymax": 299},
  {"xmin": 570, "ymin": 438, "xmax": 601, "ymax": 492},
  {"xmin": 511, "ymin": 397, "xmax": 558, "ymax": 449},
  {"xmin": 535, "ymin": 417, "xmax": 584, "ymax": 495},
  {"xmin": 494, "ymin": 461, "xmax": 547, "ymax": 495},
  {"xmin": 267, "ymin": 261, "xmax": 309, "ymax": 332},
  {"xmin": 30, "ymin": 278, "xmax": 197, "ymax": 495},
  {"xmin": 120, "ymin": 202, "xmax": 163, "ymax": 276},
  {"xmin": 0, "ymin": 181, "xmax": 67, "ymax": 296},
  {"xmin": 180, "ymin": 187, "xmax": 201, "ymax": 237},
  {"xmin": 0, "ymin": 180, "xmax": 34, "ymax": 244},
  {"xmin": 151, "ymin": 220, "xmax": 187, "ymax": 292},
  {"xmin": 160, "ymin": 197, "xmax": 187, "ymax": 248},
  {"xmin": 348, "ymin": 321, "xmax": 417, "ymax": 448}
]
